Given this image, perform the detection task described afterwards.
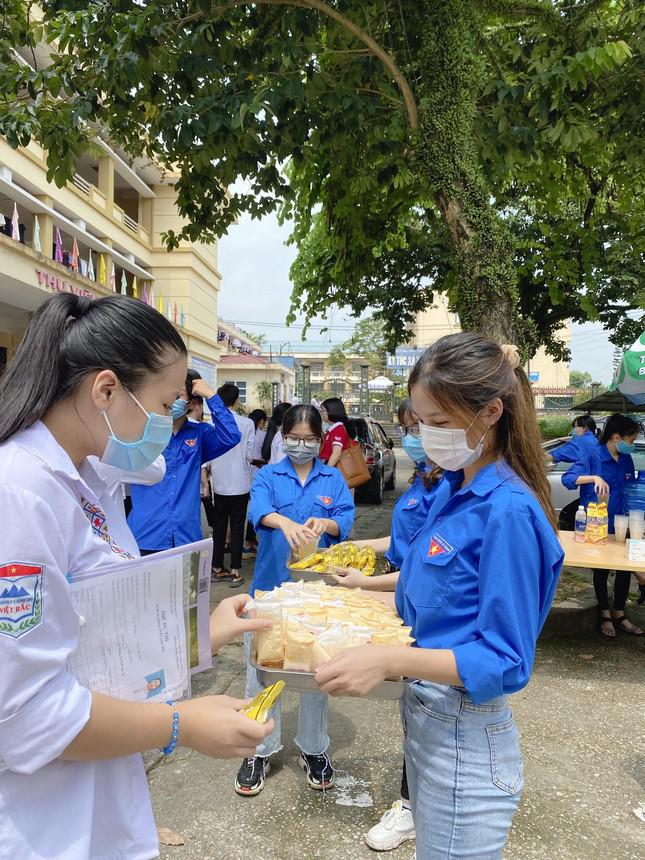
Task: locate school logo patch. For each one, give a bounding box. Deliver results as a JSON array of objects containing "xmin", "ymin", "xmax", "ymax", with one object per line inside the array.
[
  {"xmin": 185, "ymin": 438, "xmax": 197, "ymax": 448},
  {"xmin": 317, "ymin": 495, "xmax": 333, "ymax": 508},
  {"xmin": 406, "ymin": 497, "xmax": 419, "ymax": 507},
  {"xmin": 0, "ymin": 563, "xmax": 44, "ymax": 639},
  {"xmin": 81, "ymin": 498, "xmax": 134, "ymax": 561},
  {"xmin": 427, "ymin": 534, "xmax": 453, "ymax": 558}
]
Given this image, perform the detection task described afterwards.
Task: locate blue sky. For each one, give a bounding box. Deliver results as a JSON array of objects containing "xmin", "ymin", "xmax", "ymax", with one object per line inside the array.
[{"xmin": 219, "ymin": 211, "xmax": 619, "ymax": 383}]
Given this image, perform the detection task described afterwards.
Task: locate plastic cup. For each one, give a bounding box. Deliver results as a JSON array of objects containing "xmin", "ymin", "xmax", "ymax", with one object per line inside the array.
[
  {"xmin": 614, "ymin": 515, "xmax": 628, "ymax": 543},
  {"xmin": 629, "ymin": 509, "xmax": 645, "ymax": 520},
  {"xmin": 629, "ymin": 519, "xmax": 644, "ymax": 540}
]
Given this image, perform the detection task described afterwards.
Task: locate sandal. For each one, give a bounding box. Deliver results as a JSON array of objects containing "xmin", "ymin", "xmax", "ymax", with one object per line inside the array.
[
  {"xmin": 598, "ymin": 614, "xmax": 617, "ymax": 639},
  {"xmin": 211, "ymin": 567, "xmax": 235, "ymax": 582},
  {"xmin": 611, "ymin": 615, "xmax": 643, "ymax": 636}
]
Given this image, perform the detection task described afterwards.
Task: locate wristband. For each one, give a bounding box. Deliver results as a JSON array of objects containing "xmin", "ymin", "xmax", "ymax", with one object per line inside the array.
[{"xmin": 160, "ymin": 700, "xmax": 180, "ymax": 756}]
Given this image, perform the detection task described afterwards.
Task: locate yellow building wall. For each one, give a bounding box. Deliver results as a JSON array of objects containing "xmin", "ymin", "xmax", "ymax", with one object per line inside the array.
[{"xmin": 217, "ymin": 366, "xmax": 294, "ymax": 411}]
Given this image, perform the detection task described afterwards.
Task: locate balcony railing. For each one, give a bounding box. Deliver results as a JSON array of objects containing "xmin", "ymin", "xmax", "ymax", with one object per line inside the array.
[
  {"xmin": 72, "ymin": 173, "xmax": 91, "ymax": 195},
  {"xmin": 123, "ymin": 213, "xmax": 139, "ymax": 233}
]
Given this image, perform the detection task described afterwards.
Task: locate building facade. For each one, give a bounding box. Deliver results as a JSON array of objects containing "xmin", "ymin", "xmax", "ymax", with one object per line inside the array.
[
  {"xmin": 0, "ymin": 137, "xmax": 224, "ymax": 380},
  {"xmin": 290, "ymin": 352, "xmax": 370, "ymax": 412},
  {"xmin": 216, "ymin": 321, "xmax": 295, "ymax": 411}
]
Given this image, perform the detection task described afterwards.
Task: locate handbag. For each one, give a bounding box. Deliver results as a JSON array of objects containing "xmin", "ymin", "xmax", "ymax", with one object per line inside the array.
[{"xmin": 337, "ymin": 440, "xmax": 371, "ymax": 489}]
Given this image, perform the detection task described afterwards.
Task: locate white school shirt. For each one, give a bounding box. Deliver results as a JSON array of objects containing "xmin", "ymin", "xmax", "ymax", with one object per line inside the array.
[
  {"xmin": 209, "ymin": 412, "xmax": 255, "ymax": 496},
  {"xmin": 0, "ymin": 422, "xmax": 158, "ymax": 860},
  {"xmin": 269, "ymin": 429, "xmax": 285, "ymax": 464},
  {"xmin": 90, "ymin": 455, "xmax": 167, "ymax": 505}
]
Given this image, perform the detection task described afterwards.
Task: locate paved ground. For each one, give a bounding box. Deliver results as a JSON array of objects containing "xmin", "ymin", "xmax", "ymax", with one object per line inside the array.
[{"xmin": 149, "ymin": 453, "xmax": 645, "ymax": 859}]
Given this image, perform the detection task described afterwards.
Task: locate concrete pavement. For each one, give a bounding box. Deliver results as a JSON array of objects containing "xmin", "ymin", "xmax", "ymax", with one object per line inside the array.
[{"xmin": 150, "ymin": 453, "xmax": 645, "ymax": 859}]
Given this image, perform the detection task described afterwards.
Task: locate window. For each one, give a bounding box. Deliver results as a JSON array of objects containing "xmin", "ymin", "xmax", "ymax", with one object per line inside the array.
[{"xmin": 224, "ymin": 380, "xmax": 247, "ymax": 405}]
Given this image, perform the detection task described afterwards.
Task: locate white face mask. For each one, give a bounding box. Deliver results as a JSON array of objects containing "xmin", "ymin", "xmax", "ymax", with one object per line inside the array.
[{"xmin": 418, "ymin": 413, "xmax": 487, "ymax": 472}]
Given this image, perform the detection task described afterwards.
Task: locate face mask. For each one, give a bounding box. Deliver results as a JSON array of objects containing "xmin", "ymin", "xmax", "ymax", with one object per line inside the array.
[
  {"xmin": 322, "ymin": 421, "xmax": 331, "ymax": 432},
  {"xmin": 171, "ymin": 398, "xmax": 188, "ymax": 421},
  {"xmin": 418, "ymin": 413, "xmax": 487, "ymax": 472},
  {"xmin": 285, "ymin": 441, "xmax": 321, "ymax": 465},
  {"xmin": 402, "ymin": 433, "xmax": 426, "ymax": 464},
  {"xmin": 570, "ymin": 429, "xmax": 577, "ymax": 438},
  {"xmin": 100, "ymin": 390, "xmax": 173, "ymax": 471},
  {"xmin": 617, "ymin": 439, "xmax": 636, "ymax": 454}
]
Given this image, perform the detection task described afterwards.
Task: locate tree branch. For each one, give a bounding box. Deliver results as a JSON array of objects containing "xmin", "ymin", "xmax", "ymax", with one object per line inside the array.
[{"xmin": 177, "ymin": 0, "xmax": 420, "ymax": 129}]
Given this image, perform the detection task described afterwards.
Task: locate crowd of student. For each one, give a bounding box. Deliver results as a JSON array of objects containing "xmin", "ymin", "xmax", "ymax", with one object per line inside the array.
[{"xmin": 0, "ymin": 292, "xmax": 639, "ymax": 860}]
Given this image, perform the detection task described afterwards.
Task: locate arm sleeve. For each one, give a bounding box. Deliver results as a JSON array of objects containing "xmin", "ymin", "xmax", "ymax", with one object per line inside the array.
[
  {"xmin": 200, "ymin": 395, "xmax": 242, "ymax": 462},
  {"xmin": 452, "ymin": 513, "xmax": 563, "ymax": 704},
  {"xmin": 329, "ymin": 473, "xmax": 355, "ymax": 541},
  {"xmin": 244, "ymin": 423, "xmax": 255, "ymax": 484},
  {"xmin": 550, "ymin": 438, "xmax": 578, "ymax": 464},
  {"xmin": 0, "ymin": 487, "xmax": 92, "ymax": 774},
  {"xmin": 249, "ymin": 468, "xmax": 277, "ymax": 529},
  {"xmin": 561, "ymin": 450, "xmax": 595, "ymax": 491}
]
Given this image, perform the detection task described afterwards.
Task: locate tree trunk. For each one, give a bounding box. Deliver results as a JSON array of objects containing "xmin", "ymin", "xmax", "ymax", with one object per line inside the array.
[{"xmin": 415, "ymin": 0, "xmax": 535, "ymax": 354}]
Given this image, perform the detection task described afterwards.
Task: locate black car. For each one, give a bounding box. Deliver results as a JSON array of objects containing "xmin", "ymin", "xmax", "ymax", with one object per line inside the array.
[{"xmin": 352, "ymin": 416, "xmax": 397, "ymax": 504}]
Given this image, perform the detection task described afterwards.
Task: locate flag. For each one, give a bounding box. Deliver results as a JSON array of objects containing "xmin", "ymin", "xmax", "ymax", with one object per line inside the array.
[
  {"xmin": 142, "ymin": 283, "xmax": 149, "ymax": 305},
  {"xmin": 33, "ymin": 216, "xmax": 41, "ymax": 254},
  {"xmin": 71, "ymin": 238, "xmax": 79, "ymax": 273},
  {"xmin": 121, "ymin": 269, "xmax": 128, "ymax": 295},
  {"xmin": 98, "ymin": 254, "xmax": 106, "ymax": 285},
  {"xmin": 54, "ymin": 227, "xmax": 63, "ymax": 263},
  {"xmin": 132, "ymin": 276, "xmax": 138, "ymax": 298},
  {"xmin": 149, "ymin": 287, "xmax": 155, "ymax": 308},
  {"xmin": 11, "ymin": 203, "xmax": 20, "ymax": 241},
  {"xmin": 158, "ymin": 294, "xmax": 164, "ymax": 314},
  {"xmin": 165, "ymin": 299, "xmax": 171, "ymax": 320},
  {"xmin": 87, "ymin": 249, "xmax": 95, "ymax": 281},
  {"xmin": 80, "ymin": 259, "xmax": 87, "ymax": 277},
  {"xmin": 173, "ymin": 302, "xmax": 178, "ymax": 324},
  {"xmin": 180, "ymin": 306, "xmax": 185, "ymax": 327},
  {"xmin": 110, "ymin": 262, "xmax": 116, "ymax": 292}
]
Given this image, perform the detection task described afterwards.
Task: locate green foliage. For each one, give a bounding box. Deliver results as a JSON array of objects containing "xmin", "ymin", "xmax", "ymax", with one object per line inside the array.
[
  {"xmin": 237, "ymin": 328, "xmax": 267, "ymax": 347},
  {"xmin": 0, "ymin": 0, "xmax": 643, "ymax": 356},
  {"xmin": 538, "ymin": 416, "xmax": 573, "ymax": 441},
  {"xmin": 326, "ymin": 346, "xmax": 346, "ymax": 368},
  {"xmin": 340, "ymin": 316, "xmax": 387, "ymax": 372},
  {"xmin": 255, "ymin": 380, "xmax": 273, "ymax": 409},
  {"xmin": 570, "ymin": 370, "xmax": 593, "ymax": 389}
]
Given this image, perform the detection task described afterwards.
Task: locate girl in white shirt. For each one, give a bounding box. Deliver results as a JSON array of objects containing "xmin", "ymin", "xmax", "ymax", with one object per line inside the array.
[{"xmin": 0, "ymin": 293, "xmax": 273, "ymax": 860}]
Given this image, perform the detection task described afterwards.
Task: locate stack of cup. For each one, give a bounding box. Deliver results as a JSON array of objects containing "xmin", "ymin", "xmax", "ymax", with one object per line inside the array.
[
  {"xmin": 614, "ymin": 514, "xmax": 628, "ymax": 543},
  {"xmin": 628, "ymin": 510, "xmax": 644, "ymax": 541}
]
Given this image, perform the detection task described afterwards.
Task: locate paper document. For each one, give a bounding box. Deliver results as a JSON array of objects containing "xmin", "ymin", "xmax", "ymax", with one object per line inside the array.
[{"xmin": 68, "ymin": 541, "xmax": 212, "ymax": 703}]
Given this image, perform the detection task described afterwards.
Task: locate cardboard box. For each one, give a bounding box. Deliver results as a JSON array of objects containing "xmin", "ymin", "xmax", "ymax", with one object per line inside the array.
[{"xmin": 626, "ymin": 538, "xmax": 645, "ymax": 562}]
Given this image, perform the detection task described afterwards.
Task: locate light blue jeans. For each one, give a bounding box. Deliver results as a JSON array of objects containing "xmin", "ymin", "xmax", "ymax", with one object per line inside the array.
[
  {"xmin": 244, "ymin": 633, "xmax": 329, "ymax": 758},
  {"xmin": 402, "ymin": 681, "xmax": 523, "ymax": 860}
]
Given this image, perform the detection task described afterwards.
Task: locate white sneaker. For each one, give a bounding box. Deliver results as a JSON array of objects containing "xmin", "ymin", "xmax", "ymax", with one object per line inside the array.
[{"xmin": 365, "ymin": 799, "xmax": 416, "ymax": 851}]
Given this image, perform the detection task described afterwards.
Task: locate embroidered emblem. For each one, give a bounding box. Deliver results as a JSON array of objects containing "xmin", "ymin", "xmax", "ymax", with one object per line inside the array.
[
  {"xmin": 81, "ymin": 498, "xmax": 134, "ymax": 560},
  {"xmin": 427, "ymin": 534, "xmax": 454, "ymax": 557},
  {"xmin": 406, "ymin": 497, "xmax": 419, "ymax": 507},
  {"xmin": 185, "ymin": 438, "xmax": 197, "ymax": 448},
  {"xmin": 316, "ymin": 495, "xmax": 333, "ymax": 507},
  {"xmin": 0, "ymin": 563, "xmax": 44, "ymax": 639}
]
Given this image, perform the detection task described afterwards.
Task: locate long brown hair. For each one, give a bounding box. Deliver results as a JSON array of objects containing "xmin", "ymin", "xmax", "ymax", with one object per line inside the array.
[
  {"xmin": 408, "ymin": 333, "xmax": 558, "ymax": 531},
  {"xmin": 397, "ymin": 398, "xmax": 443, "ymax": 489}
]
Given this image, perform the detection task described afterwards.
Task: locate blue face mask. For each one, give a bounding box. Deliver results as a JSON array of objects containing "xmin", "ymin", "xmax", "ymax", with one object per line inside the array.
[
  {"xmin": 100, "ymin": 390, "xmax": 173, "ymax": 472},
  {"xmin": 171, "ymin": 398, "xmax": 188, "ymax": 421},
  {"xmin": 402, "ymin": 433, "xmax": 426, "ymax": 464},
  {"xmin": 570, "ymin": 429, "xmax": 577, "ymax": 438},
  {"xmin": 617, "ymin": 439, "xmax": 636, "ymax": 455}
]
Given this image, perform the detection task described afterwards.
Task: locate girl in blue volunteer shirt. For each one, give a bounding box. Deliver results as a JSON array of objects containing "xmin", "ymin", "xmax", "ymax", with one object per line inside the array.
[
  {"xmin": 0, "ymin": 294, "xmax": 273, "ymax": 860},
  {"xmin": 549, "ymin": 414, "xmax": 598, "ymax": 464},
  {"xmin": 334, "ymin": 398, "xmax": 443, "ymax": 854},
  {"xmin": 236, "ymin": 405, "xmax": 354, "ymax": 798},
  {"xmin": 317, "ymin": 333, "xmax": 564, "ymax": 860},
  {"xmin": 563, "ymin": 413, "xmax": 643, "ymax": 639}
]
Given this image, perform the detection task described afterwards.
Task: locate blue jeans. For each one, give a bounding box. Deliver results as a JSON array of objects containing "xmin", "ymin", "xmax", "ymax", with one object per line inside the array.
[
  {"xmin": 244, "ymin": 633, "xmax": 329, "ymax": 758},
  {"xmin": 402, "ymin": 681, "xmax": 523, "ymax": 860}
]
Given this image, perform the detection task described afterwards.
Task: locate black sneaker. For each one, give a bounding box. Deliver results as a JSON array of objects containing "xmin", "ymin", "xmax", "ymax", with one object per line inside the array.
[
  {"xmin": 234, "ymin": 756, "xmax": 270, "ymax": 796},
  {"xmin": 298, "ymin": 751, "xmax": 335, "ymax": 790}
]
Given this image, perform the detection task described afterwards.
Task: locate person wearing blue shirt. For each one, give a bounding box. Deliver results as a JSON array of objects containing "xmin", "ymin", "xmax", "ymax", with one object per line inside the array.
[
  {"xmin": 562, "ymin": 413, "xmax": 643, "ymax": 639},
  {"xmin": 549, "ymin": 414, "xmax": 598, "ymax": 464},
  {"xmin": 316, "ymin": 333, "xmax": 564, "ymax": 860},
  {"xmin": 128, "ymin": 369, "xmax": 241, "ymax": 554},
  {"xmin": 236, "ymin": 405, "xmax": 354, "ymax": 799}
]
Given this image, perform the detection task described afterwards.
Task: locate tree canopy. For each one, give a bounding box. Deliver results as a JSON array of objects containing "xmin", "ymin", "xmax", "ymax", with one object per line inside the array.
[{"xmin": 1, "ymin": 0, "xmax": 643, "ymax": 357}]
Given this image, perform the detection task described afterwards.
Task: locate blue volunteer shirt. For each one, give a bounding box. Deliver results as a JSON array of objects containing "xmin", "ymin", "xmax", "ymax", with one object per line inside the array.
[
  {"xmin": 396, "ymin": 460, "xmax": 564, "ymax": 704},
  {"xmin": 562, "ymin": 445, "xmax": 635, "ymax": 532},
  {"xmin": 550, "ymin": 430, "xmax": 598, "ymax": 464},
  {"xmin": 386, "ymin": 468, "xmax": 442, "ymax": 570},
  {"xmin": 128, "ymin": 395, "xmax": 240, "ymax": 550},
  {"xmin": 248, "ymin": 456, "xmax": 355, "ymax": 595}
]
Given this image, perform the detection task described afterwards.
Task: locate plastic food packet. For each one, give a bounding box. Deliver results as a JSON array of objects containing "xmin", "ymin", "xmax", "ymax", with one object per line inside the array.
[
  {"xmin": 315, "ymin": 622, "xmax": 348, "ymax": 659},
  {"xmin": 283, "ymin": 620, "xmax": 315, "ymax": 671},
  {"xmin": 242, "ymin": 681, "xmax": 285, "ymax": 723},
  {"xmin": 254, "ymin": 601, "xmax": 284, "ymax": 666}
]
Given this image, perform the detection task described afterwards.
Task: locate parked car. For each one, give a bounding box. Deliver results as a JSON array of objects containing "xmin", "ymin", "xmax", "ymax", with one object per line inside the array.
[
  {"xmin": 352, "ymin": 416, "xmax": 397, "ymax": 504},
  {"xmin": 543, "ymin": 435, "xmax": 645, "ymax": 515}
]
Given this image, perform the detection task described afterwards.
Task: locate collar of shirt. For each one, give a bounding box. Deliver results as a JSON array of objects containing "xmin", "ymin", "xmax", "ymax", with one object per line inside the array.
[
  {"xmin": 326, "ymin": 422, "xmax": 343, "ymax": 433},
  {"xmin": 273, "ymin": 455, "xmax": 332, "ymax": 486},
  {"xmin": 597, "ymin": 444, "xmax": 628, "ymax": 466},
  {"xmin": 442, "ymin": 459, "xmax": 516, "ymax": 499}
]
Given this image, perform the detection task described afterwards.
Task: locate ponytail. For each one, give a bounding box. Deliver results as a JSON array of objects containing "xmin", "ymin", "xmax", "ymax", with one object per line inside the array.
[
  {"xmin": 0, "ymin": 293, "xmax": 186, "ymax": 443},
  {"xmin": 408, "ymin": 333, "xmax": 558, "ymax": 532}
]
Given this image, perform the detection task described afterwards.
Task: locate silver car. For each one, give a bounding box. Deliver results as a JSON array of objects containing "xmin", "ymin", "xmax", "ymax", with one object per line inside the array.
[{"xmin": 543, "ymin": 436, "xmax": 645, "ymax": 514}]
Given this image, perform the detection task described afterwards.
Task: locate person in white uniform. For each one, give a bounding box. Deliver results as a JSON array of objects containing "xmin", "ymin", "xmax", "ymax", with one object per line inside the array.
[{"xmin": 0, "ymin": 293, "xmax": 273, "ymax": 860}]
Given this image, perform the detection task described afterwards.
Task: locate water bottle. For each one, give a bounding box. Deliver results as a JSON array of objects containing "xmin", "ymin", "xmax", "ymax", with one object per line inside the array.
[{"xmin": 574, "ymin": 505, "xmax": 587, "ymax": 543}]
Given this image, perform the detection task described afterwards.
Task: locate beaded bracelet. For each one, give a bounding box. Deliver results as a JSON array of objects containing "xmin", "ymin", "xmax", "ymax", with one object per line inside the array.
[{"xmin": 160, "ymin": 701, "xmax": 180, "ymax": 756}]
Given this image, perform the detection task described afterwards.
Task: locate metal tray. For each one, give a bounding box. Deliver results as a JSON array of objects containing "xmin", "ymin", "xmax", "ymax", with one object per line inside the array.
[{"xmin": 251, "ymin": 659, "xmax": 406, "ymax": 701}]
